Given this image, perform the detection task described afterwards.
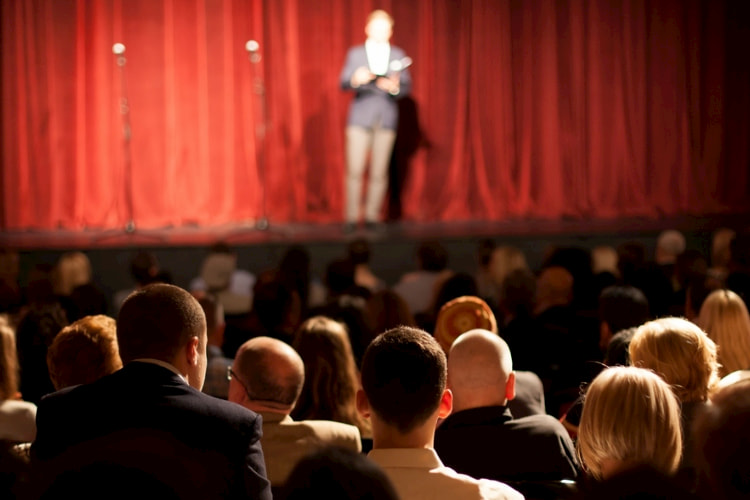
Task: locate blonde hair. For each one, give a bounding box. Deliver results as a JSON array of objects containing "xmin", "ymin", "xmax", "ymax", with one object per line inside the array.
[
  {"xmin": 53, "ymin": 252, "xmax": 92, "ymax": 296},
  {"xmin": 698, "ymin": 290, "xmax": 750, "ymax": 377},
  {"xmin": 292, "ymin": 316, "xmax": 371, "ymax": 437},
  {"xmin": 629, "ymin": 317, "xmax": 719, "ymax": 403},
  {"xmin": 577, "ymin": 366, "xmax": 682, "ymax": 480},
  {"xmin": 0, "ymin": 317, "xmax": 19, "ymax": 401},
  {"xmin": 47, "ymin": 315, "xmax": 122, "ymax": 390}
]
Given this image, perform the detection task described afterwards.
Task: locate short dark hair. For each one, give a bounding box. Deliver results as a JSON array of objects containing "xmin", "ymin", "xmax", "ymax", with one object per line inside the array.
[
  {"xmin": 117, "ymin": 284, "xmax": 205, "ymax": 363},
  {"xmin": 360, "ymin": 326, "xmax": 446, "ymax": 433},
  {"xmin": 598, "ymin": 285, "xmax": 650, "ymax": 335},
  {"xmin": 417, "ymin": 241, "xmax": 448, "ymax": 272},
  {"xmin": 347, "ymin": 238, "xmax": 371, "ymax": 265}
]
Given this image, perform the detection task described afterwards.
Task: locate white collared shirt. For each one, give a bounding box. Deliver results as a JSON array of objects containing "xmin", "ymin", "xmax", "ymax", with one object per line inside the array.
[{"xmin": 365, "ymin": 39, "xmax": 390, "ymax": 76}]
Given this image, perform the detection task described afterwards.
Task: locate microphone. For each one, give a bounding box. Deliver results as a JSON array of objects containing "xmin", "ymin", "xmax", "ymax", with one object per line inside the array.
[
  {"xmin": 245, "ymin": 40, "xmax": 261, "ymax": 63},
  {"xmin": 389, "ymin": 56, "xmax": 413, "ymax": 72},
  {"xmin": 112, "ymin": 42, "xmax": 126, "ymax": 67}
]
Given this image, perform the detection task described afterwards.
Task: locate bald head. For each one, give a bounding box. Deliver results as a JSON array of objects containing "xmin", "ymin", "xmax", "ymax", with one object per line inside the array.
[
  {"xmin": 231, "ymin": 337, "xmax": 305, "ymax": 414},
  {"xmin": 448, "ymin": 329, "xmax": 515, "ymax": 412}
]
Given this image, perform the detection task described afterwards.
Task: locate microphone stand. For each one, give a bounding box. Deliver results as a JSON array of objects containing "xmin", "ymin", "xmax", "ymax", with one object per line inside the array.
[{"xmin": 248, "ymin": 44, "xmax": 269, "ymax": 231}]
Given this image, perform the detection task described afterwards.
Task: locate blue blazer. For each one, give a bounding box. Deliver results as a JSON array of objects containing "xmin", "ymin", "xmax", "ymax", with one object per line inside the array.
[
  {"xmin": 31, "ymin": 362, "xmax": 272, "ymax": 499},
  {"xmin": 340, "ymin": 44, "xmax": 412, "ymax": 131}
]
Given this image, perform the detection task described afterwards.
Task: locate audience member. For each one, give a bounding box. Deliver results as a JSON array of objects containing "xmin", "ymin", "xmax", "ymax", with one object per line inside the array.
[
  {"xmin": 655, "ymin": 229, "xmax": 687, "ymax": 287},
  {"xmin": 577, "ymin": 366, "xmax": 682, "ymax": 481},
  {"xmin": 229, "ymin": 336, "xmax": 361, "ymax": 487},
  {"xmin": 693, "ymin": 377, "xmax": 750, "ymax": 500},
  {"xmin": 52, "ymin": 252, "xmax": 107, "ymax": 322},
  {"xmin": 435, "ymin": 329, "xmax": 578, "ymax": 483},
  {"xmin": 46, "ymin": 315, "xmax": 121, "ymax": 390},
  {"xmin": 0, "ymin": 319, "xmax": 36, "ymax": 443},
  {"xmin": 348, "ymin": 238, "xmax": 386, "ymax": 293},
  {"xmin": 629, "ymin": 317, "xmax": 719, "ymax": 484},
  {"xmin": 15, "ymin": 303, "xmax": 68, "ymax": 404},
  {"xmin": 366, "ymin": 289, "xmax": 416, "ymax": 336},
  {"xmin": 708, "ymin": 227, "xmax": 736, "ymax": 283},
  {"xmin": 0, "ymin": 250, "xmax": 22, "ymax": 315},
  {"xmin": 190, "ymin": 242, "xmax": 255, "ymax": 315},
  {"xmin": 112, "ymin": 251, "xmax": 170, "ymax": 310},
  {"xmin": 291, "ymin": 316, "xmax": 372, "ymax": 439},
  {"xmin": 196, "ymin": 295, "xmax": 233, "ymax": 399},
  {"xmin": 31, "ymin": 283, "xmax": 271, "ymax": 499},
  {"xmin": 597, "ymin": 285, "xmax": 650, "ymax": 353},
  {"xmin": 281, "ymin": 446, "xmax": 399, "ymax": 500},
  {"xmin": 425, "ymin": 272, "xmax": 479, "ymax": 332},
  {"xmin": 698, "ymin": 289, "xmax": 750, "ymax": 377},
  {"xmin": 617, "ymin": 241, "xmax": 673, "ymax": 318},
  {"xmin": 498, "ymin": 268, "xmax": 538, "ymax": 373},
  {"xmin": 277, "ymin": 245, "xmax": 327, "ymax": 312},
  {"xmin": 358, "ymin": 326, "xmax": 523, "ymax": 499},
  {"xmin": 393, "ymin": 240, "xmax": 451, "ymax": 318},
  {"xmin": 475, "ymin": 239, "xmax": 499, "ymax": 308}
]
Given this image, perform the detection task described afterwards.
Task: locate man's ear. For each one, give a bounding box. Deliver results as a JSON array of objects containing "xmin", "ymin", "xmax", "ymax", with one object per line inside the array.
[
  {"xmin": 356, "ymin": 389, "xmax": 371, "ymax": 418},
  {"xmin": 505, "ymin": 372, "xmax": 516, "ymax": 401},
  {"xmin": 437, "ymin": 389, "xmax": 453, "ymax": 419},
  {"xmin": 186, "ymin": 336, "xmax": 200, "ymax": 366}
]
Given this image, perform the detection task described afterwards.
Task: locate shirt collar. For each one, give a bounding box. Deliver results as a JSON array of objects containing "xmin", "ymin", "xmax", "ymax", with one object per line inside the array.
[
  {"xmin": 131, "ymin": 358, "xmax": 188, "ymax": 384},
  {"xmin": 368, "ymin": 448, "xmax": 444, "ymax": 469}
]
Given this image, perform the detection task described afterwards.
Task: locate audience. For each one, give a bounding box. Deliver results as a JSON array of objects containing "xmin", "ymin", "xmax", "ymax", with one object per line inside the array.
[
  {"xmin": 229, "ymin": 336, "xmax": 361, "ymax": 487},
  {"xmin": 577, "ymin": 366, "xmax": 682, "ymax": 482},
  {"xmin": 0, "ymin": 318, "xmax": 36, "ymax": 443},
  {"xmin": 31, "ymin": 283, "xmax": 272, "ymax": 499},
  {"xmin": 366, "ymin": 289, "xmax": 416, "ymax": 335},
  {"xmin": 348, "ymin": 238, "xmax": 386, "ymax": 293},
  {"xmin": 190, "ymin": 242, "xmax": 255, "ymax": 315},
  {"xmin": 358, "ymin": 326, "xmax": 524, "ymax": 499},
  {"xmin": 435, "ymin": 329, "xmax": 578, "ymax": 484},
  {"xmin": 46, "ymin": 314, "xmax": 122, "ymax": 390},
  {"xmin": 112, "ymin": 250, "xmax": 171, "ymax": 310},
  {"xmin": 698, "ymin": 289, "xmax": 750, "ymax": 377},
  {"xmin": 393, "ymin": 240, "xmax": 451, "ymax": 319},
  {"xmin": 291, "ymin": 316, "xmax": 372, "ymax": 439}
]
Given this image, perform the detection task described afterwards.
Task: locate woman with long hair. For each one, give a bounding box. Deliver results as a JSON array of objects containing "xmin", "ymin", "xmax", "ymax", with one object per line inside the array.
[
  {"xmin": 698, "ymin": 289, "xmax": 750, "ymax": 377},
  {"xmin": 0, "ymin": 317, "xmax": 37, "ymax": 443}
]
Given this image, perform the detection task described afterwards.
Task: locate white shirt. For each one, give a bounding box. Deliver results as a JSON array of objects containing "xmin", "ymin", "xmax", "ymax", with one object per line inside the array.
[
  {"xmin": 368, "ymin": 448, "xmax": 524, "ymax": 500},
  {"xmin": 366, "ymin": 40, "xmax": 391, "ymax": 76}
]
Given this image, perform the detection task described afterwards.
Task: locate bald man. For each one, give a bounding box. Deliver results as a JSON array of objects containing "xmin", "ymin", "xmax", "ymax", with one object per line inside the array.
[
  {"xmin": 434, "ymin": 329, "xmax": 578, "ymax": 483},
  {"xmin": 229, "ymin": 337, "xmax": 361, "ymax": 487}
]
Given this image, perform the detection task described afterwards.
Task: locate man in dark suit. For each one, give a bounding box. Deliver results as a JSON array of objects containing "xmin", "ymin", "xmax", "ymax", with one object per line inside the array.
[
  {"xmin": 31, "ymin": 283, "xmax": 272, "ymax": 499},
  {"xmin": 340, "ymin": 9, "xmax": 412, "ymax": 232}
]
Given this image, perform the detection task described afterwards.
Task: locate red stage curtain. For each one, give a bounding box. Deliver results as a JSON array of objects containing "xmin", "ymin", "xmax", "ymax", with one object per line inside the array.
[{"xmin": 2, "ymin": 0, "xmax": 748, "ymax": 230}]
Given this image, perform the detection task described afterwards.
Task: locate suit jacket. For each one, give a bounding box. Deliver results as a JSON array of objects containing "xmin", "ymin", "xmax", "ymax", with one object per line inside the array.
[
  {"xmin": 31, "ymin": 362, "xmax": 271, "ymax": 499},
  {"xmin": 435, "ymin": 405, "xmax": 579, "ymax": 483},
  {"xmin": 340, "ymin": 44, "xmax": 412, "ymax": 130},
  {"xmin": 258, "ymin": 412, "xmax": 361, "ymax": 486}
]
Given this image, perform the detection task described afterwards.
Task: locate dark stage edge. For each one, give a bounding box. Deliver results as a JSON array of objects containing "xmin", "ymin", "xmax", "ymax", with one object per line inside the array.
[{"xmin": 4, "ymin": 213, "xmax": 748, "ymax": 306}]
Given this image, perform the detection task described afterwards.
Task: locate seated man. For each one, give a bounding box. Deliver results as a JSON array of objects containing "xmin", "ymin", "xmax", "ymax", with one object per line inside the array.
[
  {"xmin": 357, "ymin": 326, "xmax": 523, "ymax": 500},
  {"xmin": 435, "ymin": 329, "xmax": 579, "ymax": 482},
  {"xmin": 31, "ymin": 284, "xmax": 271, "ymax": 499},
  {"xmin": 197, "ymin": 295, "xmax": 233, "ymax": 399},
  {"xmin": 229, "ymin": 336, "xmax": 361, "ymax": 487}
]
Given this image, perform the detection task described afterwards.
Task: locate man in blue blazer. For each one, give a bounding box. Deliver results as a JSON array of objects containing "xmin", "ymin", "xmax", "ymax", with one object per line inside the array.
[
  {"xmin": 340, "ymin": 10, "xmax": 412, "ymax": 232},
  {"xmin": 31, "ymin": 284, "xmax": 272, "ymax": 499}
]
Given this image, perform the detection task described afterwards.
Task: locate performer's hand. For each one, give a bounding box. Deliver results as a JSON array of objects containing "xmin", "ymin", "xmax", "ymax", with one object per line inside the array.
[
  {"xmin": 375, "ymin": 74, "xmax": 400, "ymax": 95},
  {"xmin": 351, "ymin": 66, "xmax": 374, "ymax": 88}
]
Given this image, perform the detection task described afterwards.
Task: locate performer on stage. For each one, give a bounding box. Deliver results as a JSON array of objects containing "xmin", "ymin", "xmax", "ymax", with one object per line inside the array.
[{"xmin": 340, "ymin": 10, "xmax": 412, "ymax": 233}]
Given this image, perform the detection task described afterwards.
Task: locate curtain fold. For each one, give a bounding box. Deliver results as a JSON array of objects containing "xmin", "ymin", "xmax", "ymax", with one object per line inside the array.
[{"xmin": 2, "ymin": 0, "xmax": 747, "ymax": 230}]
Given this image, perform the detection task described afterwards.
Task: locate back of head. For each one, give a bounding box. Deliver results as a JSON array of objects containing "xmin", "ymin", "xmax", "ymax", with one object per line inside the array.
[
  {"xmin": 499, "ymin": 268, "xmax": 536, "ymax": 318},
  {"xmin": 433, "ymin": 296, "xmax": 497, "ymax": 353},
  {"xmin": 366, "ymin": 290, "xmax": 416, "ymax": 335},
  {"xmin": 252, "ymin": 277, "xmax": 300, "ymax": 333},
  {"xmin": 282, "ymin": 446, "xmax": 398, "ymax": 500},
  {"xmin": 476, "ymin": 239, "xmax": 497, "ymax": 269},
  {"xmin": 47, "ymin": 315, "xmax": 122, "ymax": 390},
  {"xmin": 489, "ymin": 246, "xmax": 529, "ymax": 286},
  {"xmin": 117, "ymin": 284, "xmax": 205, "ymax": 364},
  {"xmin": 325, "ymin": 258, "xmax": 356, "ymax": 296},
  {"xmin": 417, "ymin": 241, "xmax": 448, "ymax": 272},
  {"xmin": 698, "ymin": 289, "xmax": 750, "ymax": 377},
  {"xmin": 656, "ymin": 230, "xmax": 687, "ymax": 265},
  {"xmin": 577, "ymin": 366, "xmax": 682, "ymax": 480},
  {"xmin": 360, "ymin": 326, "xmax": 446, "ymax": 434},
  {"xmin": 197, "ymin": 295, "xmax": 224, "ymax": 337},
  {"xmin": 598, "ymin": 285, "xmax": 650, "ymax": 334},
  {"xmin": 535, "ymin": 266, "xmax": 574, "ymax": 310},
  {"xmin": 130, "ymin": 251, "xmax": 159, "ymax": 286},
  {"xmin": 629, "ymin": 317, "xmax": 718, "ymax": 403},
  {"xmin": 53, "ymin": 252, "xmax": 93, "ymax": 296},
  {"xmin": 447, "ymin": 329, "xmax": 512, "ymax": 410},
  {"xmin": 347, "ymin": 238, "xmax": 371, "ymax": 266},
  {"xmin": 233, "ymin": 336, "xmax": 304, "ymax": 410},
  {"xmin": 693, "ymin": 378, "xmax": 750, "ymax": 499},
  {"xmin": 603, "ymin": 327, "xmax": 638, "ymax": 367},
  {"xmin": 291, "ymin": 316, "xmax": 363, "ymax": 427},
  {"xmin": 432, "ymin": 273, "xmax": 479, "ymax": 313}
]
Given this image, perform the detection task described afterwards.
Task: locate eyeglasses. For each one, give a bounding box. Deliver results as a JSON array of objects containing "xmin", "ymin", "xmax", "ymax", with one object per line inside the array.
[{"xmin": 227, "ymin": 366, "xmax": 253, "ymax": 400}]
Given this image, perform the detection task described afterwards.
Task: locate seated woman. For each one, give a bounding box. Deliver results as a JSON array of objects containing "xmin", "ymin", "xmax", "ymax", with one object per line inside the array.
[
  {"xmin": 629, "ymin": 317, "xmax": 719, "ymax": 483},
  {"xmin": 698, "ymin": 289, "xmax": 750, "ymax": 378},
  {"xmin": 0, "ymin": 318, "xmax": 37, "ymax": 444},
  {"xmin": 291, "ymin": 316, "xmax": 371, "ymax": 443},
  {"xmin": 577, "ymin": 366, "xmax": 682, "ymax": 481}
]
